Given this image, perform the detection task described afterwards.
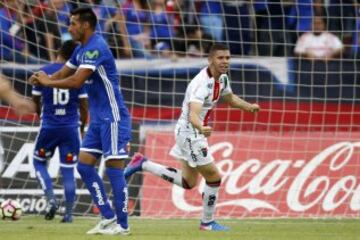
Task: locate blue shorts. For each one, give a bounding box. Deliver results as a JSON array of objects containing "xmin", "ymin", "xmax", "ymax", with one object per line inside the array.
[
  {"xmin": 33, "ymin": 126, "xmax": 81, "ymax": 167},
  {"xmin": 81, "ymin": 121, "xmax": 131, "ymax": 161}
]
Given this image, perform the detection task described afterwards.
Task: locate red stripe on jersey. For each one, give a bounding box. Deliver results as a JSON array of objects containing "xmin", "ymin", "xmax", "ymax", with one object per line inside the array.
[
  {"xmin": 203, "ymin": 109, "xmax": 212, "ymax": 126},
  {"xmin": 203, "ymin": 80, "xmax": 220, "ymax": 126},
  {"xmin": 213, "ymin": 80, "xmax": 220, "ymax": 101}
]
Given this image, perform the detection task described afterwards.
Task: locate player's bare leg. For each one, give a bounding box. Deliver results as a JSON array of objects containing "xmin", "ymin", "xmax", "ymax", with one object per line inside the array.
[
  {"xmin": 125, "ymin": 153, "xmax": 229, "ymax": 230},
  {"xmin": 179, "ymin": 159, "xmax": 199, "ymax": 189},
  {"xmin": 78, "ymin": 151, "xmax": 97, "ymax": 165},
  {"xmin": 196, "ymin": 163, "xmax": 229, "ymax": 231},
  {"xmin": 125, "ymin": 153, "xmax": 198, "ymax": 189}
]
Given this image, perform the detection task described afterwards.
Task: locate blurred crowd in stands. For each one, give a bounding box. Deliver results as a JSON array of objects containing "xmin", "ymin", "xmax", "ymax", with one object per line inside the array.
[{"xmin": 0, "ymin": 0, "xmax": 359, "ymax": 63}]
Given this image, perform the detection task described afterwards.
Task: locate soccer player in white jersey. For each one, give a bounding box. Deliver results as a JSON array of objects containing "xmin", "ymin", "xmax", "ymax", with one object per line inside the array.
[{"xmin": 125, "ymin": 43, "xmax": 260, "ymax": 231}]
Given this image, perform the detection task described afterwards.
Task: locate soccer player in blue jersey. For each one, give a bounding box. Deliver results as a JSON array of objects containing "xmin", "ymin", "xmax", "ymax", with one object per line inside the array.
[
  {"xmin": 30, "ymin": 7, "xmax": 132, "ymax": 235},
  {"xmin": 32, "ymin": 40, "xmax": 88, "ymax": 223}
]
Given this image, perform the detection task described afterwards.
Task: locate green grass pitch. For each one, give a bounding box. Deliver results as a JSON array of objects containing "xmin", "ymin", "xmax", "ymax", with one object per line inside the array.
[{"xmin": 0, "ymin": 216, "xmax": 360, "ymax": 240}]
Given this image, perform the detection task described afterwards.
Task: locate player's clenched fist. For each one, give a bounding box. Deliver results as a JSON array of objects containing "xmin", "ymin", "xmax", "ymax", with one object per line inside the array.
[
  {"xmin": 250, "ymin": 103, "xmax": 260, "ymax": 113},
  {"xmin": 29, "ymin": 71, "xmax": 49, "ymax": 86},
  {"xmin": 29, "ymin": 73, "xmax": 39, "ymax": 85},
  {"xmin": 200, "ymin": 126, "xmax": 212, "ymax": 137}
]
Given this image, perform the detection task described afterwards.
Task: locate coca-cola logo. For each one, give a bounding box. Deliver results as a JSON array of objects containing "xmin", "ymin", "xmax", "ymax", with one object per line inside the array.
[{"xmin": 171, "ymin": 141, "xmax": 360, "ymax": 214}]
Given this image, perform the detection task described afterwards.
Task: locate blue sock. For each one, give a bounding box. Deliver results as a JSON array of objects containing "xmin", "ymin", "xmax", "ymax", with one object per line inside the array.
[
  {"xmin": 77, "ymin": 162, "xmax": 114, "ymax": 219},
  {"xmin": 106, "ymin": 167, "xmax": 128, "ymax": 229},
  {"xmin": 33, "ymin": 159, "xmax": 54, "ymax": 202},
  {"xmin": 60, "ymin": 167, "xmax": 75, "ymax": 216}
]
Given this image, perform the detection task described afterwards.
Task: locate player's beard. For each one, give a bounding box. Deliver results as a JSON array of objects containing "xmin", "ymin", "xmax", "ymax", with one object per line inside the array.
[
  {"xmin": 71, "ymin": 28, "xmax": 85, "ymax": 42},
  {"xmin": 218, "ymin": 65, "xmax": 228, "ymax": 74},
  {"xmin": 78, "ymin": 29, "xmax": 85, "ymax": 42},
  {"xmin": 70, "ymin": 31, "xmax": 79, "ymax": 42}
]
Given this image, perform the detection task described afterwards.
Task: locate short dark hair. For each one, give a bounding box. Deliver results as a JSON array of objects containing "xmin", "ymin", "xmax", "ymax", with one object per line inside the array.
[
  {"xmin": 209, "ymin": 43, "xmax": 229, "ymax": 56},
  {"xmin": 58, "ymin": 40, "xmax": 78, "ymax": 60},
  {"xmin": 70, "ymin": 7, "xmax": 97, "ymax": 30}
]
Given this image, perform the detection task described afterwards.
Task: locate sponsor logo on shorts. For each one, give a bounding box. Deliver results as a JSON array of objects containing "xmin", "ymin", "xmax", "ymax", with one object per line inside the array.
[
  {"xmin": 38, "ymin": 148, "xmax": 46, "ymax": 157},
  {"xmin": 66, "ymin": 153, "xmax": 73, "ymax": 162},
  {"xmin": 201, "ymin": 147, "xmax": 208, "ymax": 157}
]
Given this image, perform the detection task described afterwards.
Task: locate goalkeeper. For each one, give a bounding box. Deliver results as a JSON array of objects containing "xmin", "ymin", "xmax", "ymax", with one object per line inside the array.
[{"xmin": 125, "ymin": 43, "xmax": 260, "ymax": 231}]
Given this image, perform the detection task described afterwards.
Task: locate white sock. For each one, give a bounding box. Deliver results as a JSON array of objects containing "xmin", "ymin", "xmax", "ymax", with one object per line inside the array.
[
  {"xmin": 143, "ymin": 161, "xmax": 183, "ymax": 187},
  {"xmin": 201, "ymin": 181, "xmax": 220, "ymax": 224}
]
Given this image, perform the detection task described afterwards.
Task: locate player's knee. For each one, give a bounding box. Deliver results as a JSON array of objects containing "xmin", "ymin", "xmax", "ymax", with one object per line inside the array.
[
  {"xmin": 64, "ymin": 181, "xmax": 76, "ymax": 194},
  {"xmin": 182, "ymin": 177, "xmax": 196, "ymax": 189},
  {"xmin": 62, "ymin": 169, "xmax": 75, "ymax": 188},
  {"xmin": 105, "ymin": 159, "xmax": 125, "ymax": 169},
  {"xmin": 203, "ymin": 167, "xmax": 222, "ymax": 182},
  {"xmin": 76, "ymin": 163, "xmax": 85, "ymax": 175},
  {"xmin": 206, "ymin": 179, "xmax": 221, "ymax": 187},
  {"xmin": 203, "ymin": 169, "xmax": 222, "ymax": 186},
  {"xmin": 181, "ymin": 178, "xmax": 194, "ymax": 189},
  {"xmin": 33, "ymin": 159, "xmax": 45, "ymax": 168}
]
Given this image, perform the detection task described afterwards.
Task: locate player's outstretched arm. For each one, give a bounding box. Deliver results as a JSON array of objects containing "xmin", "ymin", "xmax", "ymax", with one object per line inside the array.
[
  {"xmin": 30, "ymin": 68, "xmax": 93, "ymax": 89},
  {"xmin": 49, "ymin": 65, "xmax": 77, "ymax": 81},
  {"xmin": 29, "ymin": 65, "xmax": 75, "ymax": 86},
  {"xmin": 222, "ymin": 93, "xmax": 260, "ymax": 113},
  {"xmin": 0, "ymin": 75, "xmax": 35, "ymax": 115}
]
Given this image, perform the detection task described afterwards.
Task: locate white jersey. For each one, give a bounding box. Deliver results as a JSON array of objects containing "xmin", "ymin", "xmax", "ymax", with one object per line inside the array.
[
  {"xmin": 170, "ymin": 67, "xmax": 233, "ymax": 166},
  {"xmin": 177, "ymin": 67, "xmax": 232, "ymax": 131}
]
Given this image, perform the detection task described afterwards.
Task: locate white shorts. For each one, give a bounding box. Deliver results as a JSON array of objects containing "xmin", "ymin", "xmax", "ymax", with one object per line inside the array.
[{"xmin": 169, "ymin": 125, "xmax": 214, "ymax": 168}]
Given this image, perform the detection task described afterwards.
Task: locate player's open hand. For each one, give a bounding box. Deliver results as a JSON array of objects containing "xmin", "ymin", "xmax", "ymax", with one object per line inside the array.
[
  {"xmin": 249, "ymin": 103, "xmax": 260, "ymax": 113},
  {"xmin": 201, "ymin": 126, "xmax": 212, "ymax": 137}
]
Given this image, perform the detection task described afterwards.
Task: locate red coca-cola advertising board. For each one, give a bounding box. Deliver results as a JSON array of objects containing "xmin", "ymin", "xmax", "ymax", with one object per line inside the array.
[{"xmin": 142, "ymin": 131, "xmax": 360, "ymax": 217}]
